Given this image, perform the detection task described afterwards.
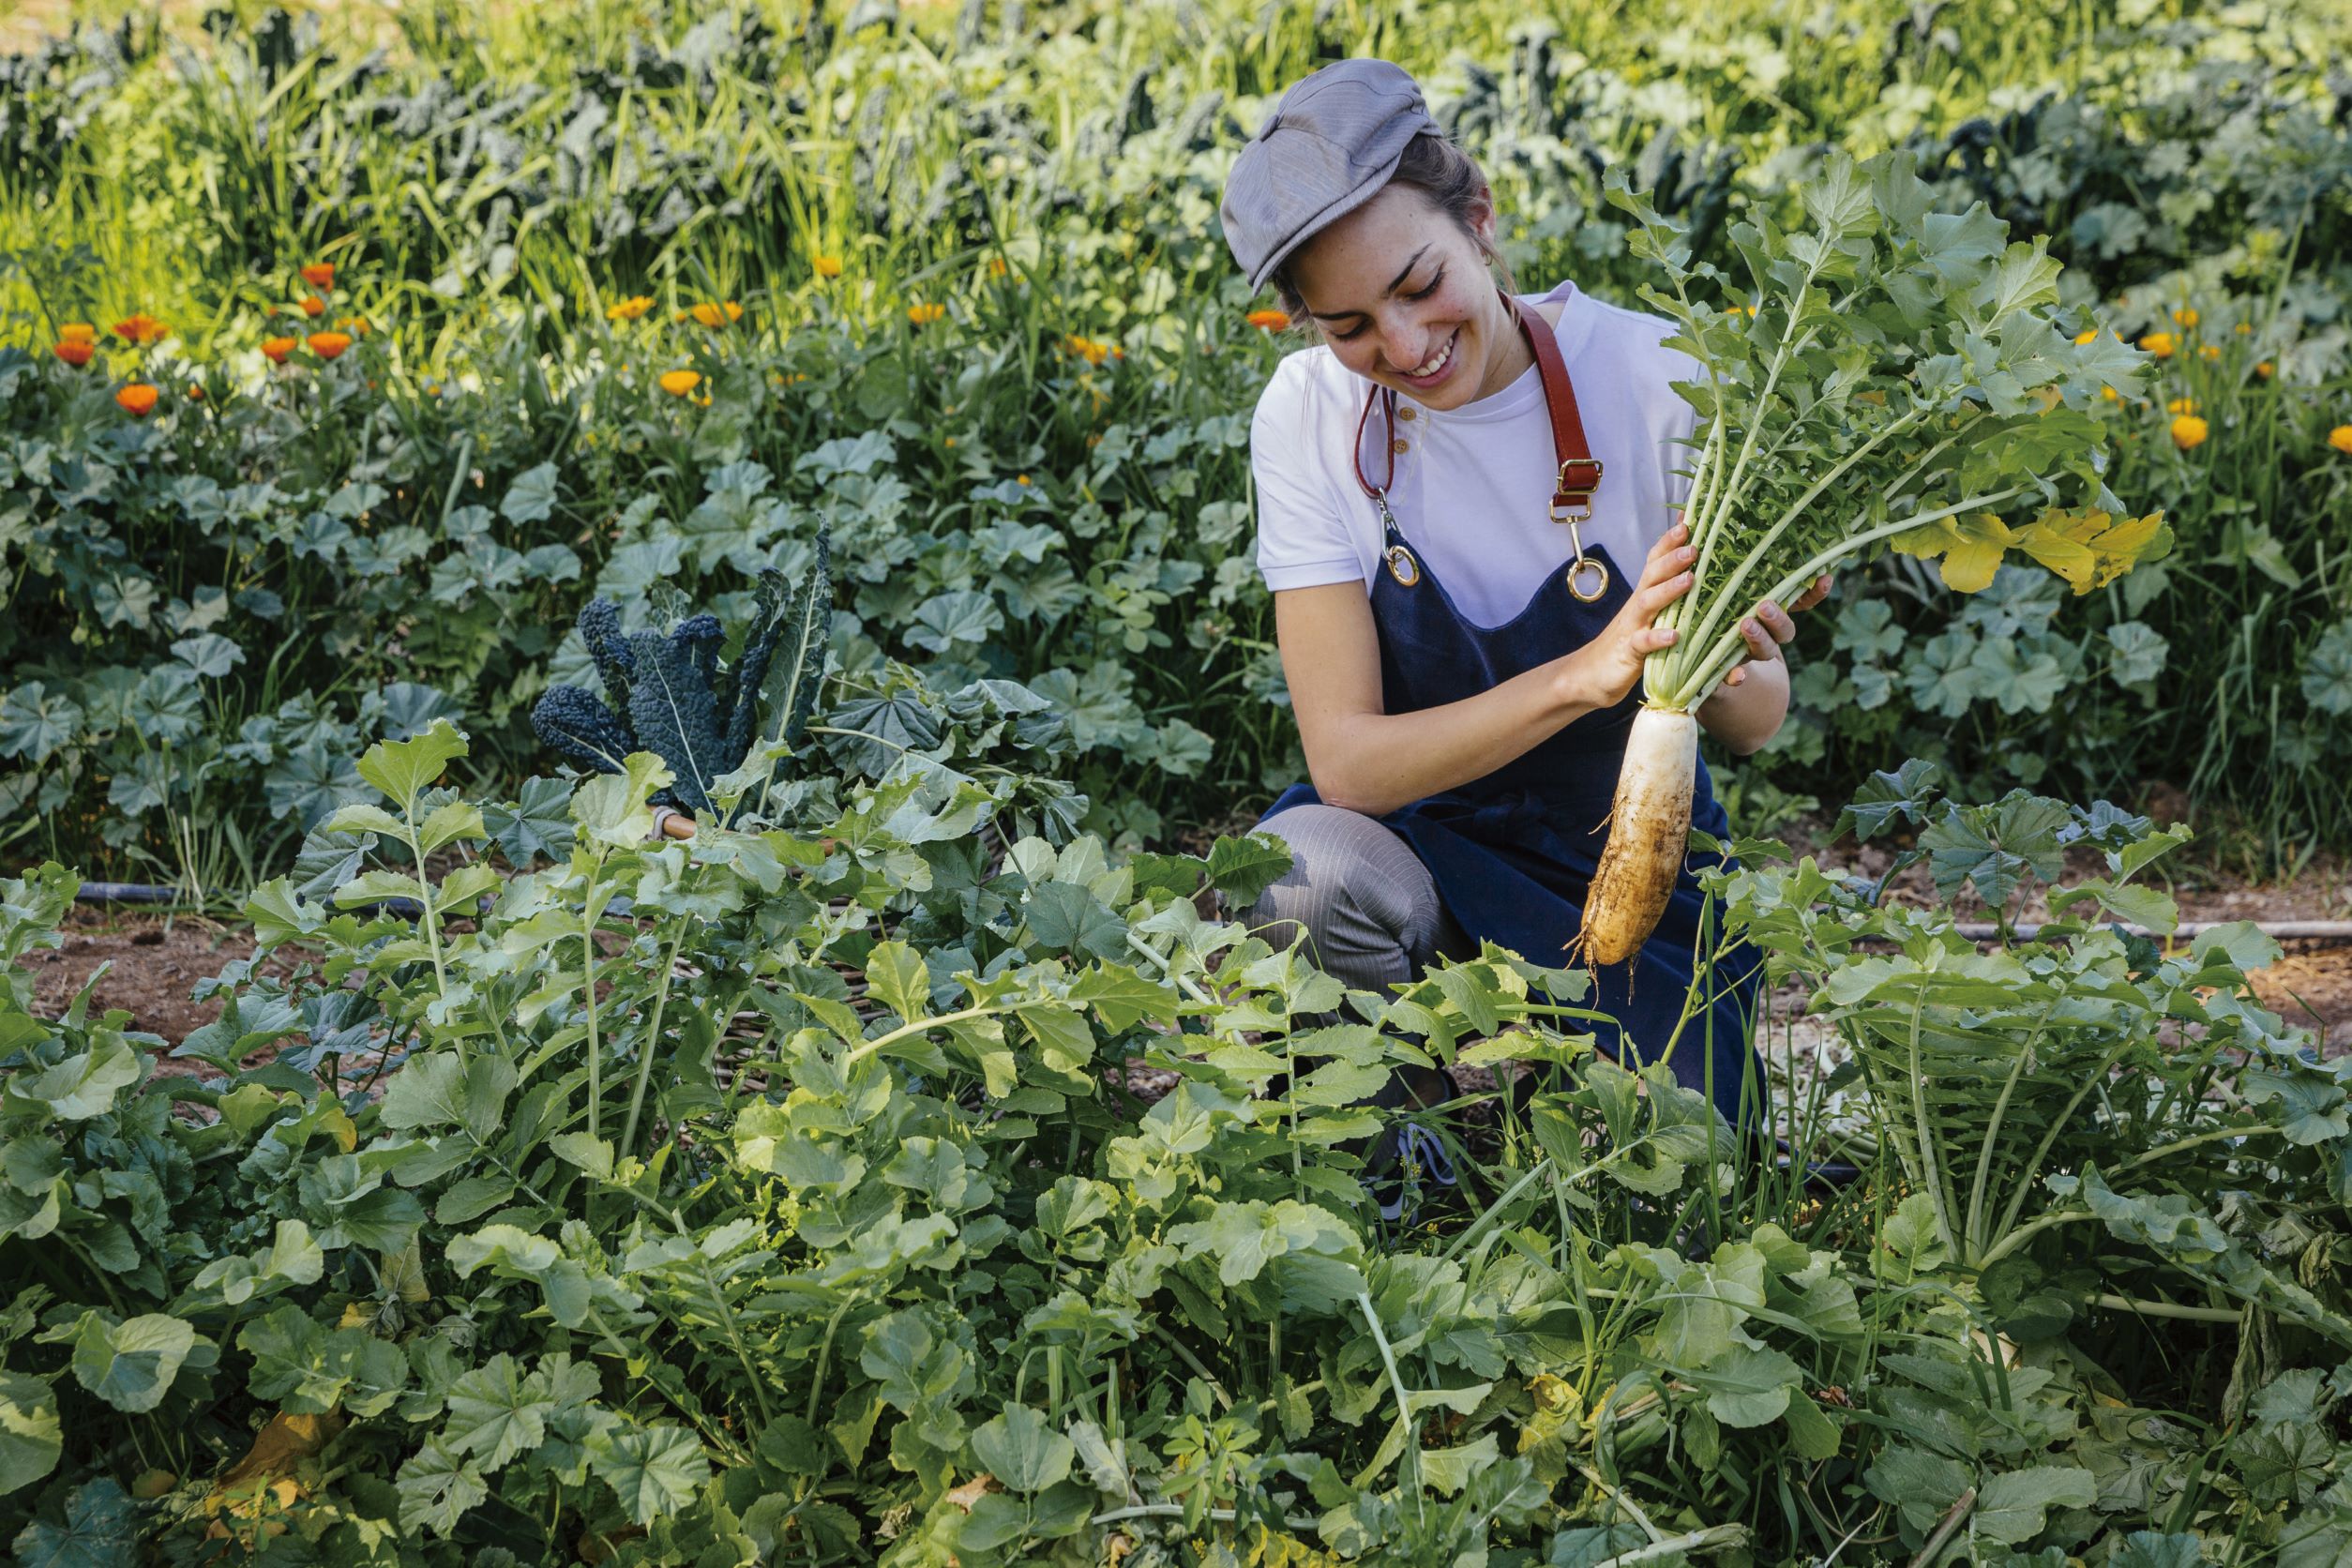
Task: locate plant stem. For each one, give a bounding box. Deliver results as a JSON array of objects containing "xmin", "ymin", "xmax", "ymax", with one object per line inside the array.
[
  {"xmin": 1354, "ymin": 1291, "xmax": 1424, "ymax": 1516},
  {"xmin": 1593, "ymin": 1527, "xmax": 1749, "ymax": 1567},
  {"xmin": 619, "ymin": 923, "xmax": 690, "ymax": 1157},
  {"xmin": 1662, "ymin": 486, "xmax": 2034, "ymax": 709},
  {"xmin": 2091, "ymin": 1292, "xmax": 2241, "ymax": 1324},
  {"xmin": 1662, "ymin": 405, "xmax": 1932, "ymax": 695}
]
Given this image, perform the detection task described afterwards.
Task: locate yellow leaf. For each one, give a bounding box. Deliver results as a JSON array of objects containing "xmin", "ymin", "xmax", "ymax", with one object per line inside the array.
[
  {"xmin": 2013, "ymin": 514, "xmax": 2099, "ymax": 591},
  {"xmin": 1892, "ymin": 513, "xmax": 2015, "ymax": 592},
  {"xmin": 319, "ymin": 1101, "xmax": 357, "ymax": 1153}
]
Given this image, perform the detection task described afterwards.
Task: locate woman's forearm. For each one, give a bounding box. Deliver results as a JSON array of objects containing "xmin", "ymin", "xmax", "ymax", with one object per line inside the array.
[
  {"xmin": 1311, "ymin": 657, "xmax": 1603, "ymax": 818},
  {"xmin": 1695, "ymin": 657, "xmax": 1789, "ymax": 756}
]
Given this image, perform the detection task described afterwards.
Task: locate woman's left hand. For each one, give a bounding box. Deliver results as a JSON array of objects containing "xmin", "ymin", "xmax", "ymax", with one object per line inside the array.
[{"xmin": 1718, "ymin": 574, "xmax": 1833, "ymax": 688}]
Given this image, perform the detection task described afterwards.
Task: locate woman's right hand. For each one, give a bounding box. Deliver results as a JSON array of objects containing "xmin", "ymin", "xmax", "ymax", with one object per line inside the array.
[{"xmin": 1559, "ymin": 520, "xmax": 1697, "ymax": 710}]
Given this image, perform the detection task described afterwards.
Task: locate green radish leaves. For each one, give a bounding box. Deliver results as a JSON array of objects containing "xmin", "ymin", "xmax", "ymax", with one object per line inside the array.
[{"xmin": 1606, "ymin": 150, "xmax": 2172, "ymax": 712}]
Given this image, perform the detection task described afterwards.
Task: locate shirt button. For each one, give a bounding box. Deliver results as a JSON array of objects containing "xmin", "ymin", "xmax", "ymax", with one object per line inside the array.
[
  {"xmin": 1392, "ymin": 438, "xmax": 1410, "ymax": 455},
  {"xmin": 1398, "ymin": 406, "xmax": 1416, "ymax": 420}
]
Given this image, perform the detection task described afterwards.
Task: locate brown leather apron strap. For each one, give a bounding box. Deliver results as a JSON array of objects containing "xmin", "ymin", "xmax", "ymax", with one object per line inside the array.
[{"xmin": 1510, "ymin": 294, "xmax": 1602, "ymax": 520}]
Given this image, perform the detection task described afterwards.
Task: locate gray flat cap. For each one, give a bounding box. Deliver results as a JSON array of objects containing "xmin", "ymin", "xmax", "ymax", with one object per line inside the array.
[{"xmin": 1221, "ymin": 58, "xmax": 1441, "ymax": 294}]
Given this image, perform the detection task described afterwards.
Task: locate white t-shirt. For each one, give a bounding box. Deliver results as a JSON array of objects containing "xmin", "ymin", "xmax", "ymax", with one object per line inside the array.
[{"xmin": 1248, "ymin": 279, "xmax": 1705, "ymax": 629}]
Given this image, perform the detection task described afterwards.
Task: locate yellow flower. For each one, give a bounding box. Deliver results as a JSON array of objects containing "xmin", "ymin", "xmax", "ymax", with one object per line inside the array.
[
  {"xmin": 658, "ymin": 369, "xmax": 702, "ymax": 397},
  {"xmin": 2101, "ymin": 386, "xmax": 2121, "ymax": 402},
  {"xmin": 813, "ymin": 255, "xmax": 842, "ymax": 279},
  {"xmin": 1016, "ymin": 475, "xmax": 1030, "ymax": 485},
  {"xmin": 2073, "ymin": 328, "xmax": 2100, "ymax": 345},
  {"xmin": 2166, "ymin": 397, "xmax": 2197, "ymax": 415},
  {"xmin": 943, "ymin": 437, "xmax": 955, "ymax": 448},
  {"xmin": 2139, "ymin": 332, "xmax": 2175, "ymax": 359},
  {"xmin": 2172, "ymin": 307, "xmax": 2198, "ymax": 328},
  {"xmin": 59, "ymin": 322, "xmax": 97, "ymax": 344},
  {"xmin": 907, "ymin": 303, "xmax": 946, "ymax": 325},
  {"xmin": 988, "ymin": 257, "xmax": 1008, "ymax": 277},
  {"xmin": 606, "ymin": 296, "xmax": 655, "ymax": 322},
  {"xmin": 2330, "ymin": 426, "xmax": 2352, "ymax": 456},
  {"xmin": 2234, "ymin": 322, "xmax": 2254, "ymax": 335},
  {"xmin": 2169, "ymin": 415, "xmax": 2209, "ymax": 450},
  {"xmin": 674, "ymin": 301, "xmax": 742, "ymax": 327},
  {"xmin": 2256, "ymin": 361, "xmax": 2274, "ymax": 379},
  {"xmin": 2198, "ymin": 343, "xmax": 2221, "ymax": 361}
]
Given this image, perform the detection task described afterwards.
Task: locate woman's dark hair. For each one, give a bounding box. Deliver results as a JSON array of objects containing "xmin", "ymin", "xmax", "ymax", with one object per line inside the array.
[{"xmin": 1263, "ymin": 131, "xmax": 1516, "ymax": 339}]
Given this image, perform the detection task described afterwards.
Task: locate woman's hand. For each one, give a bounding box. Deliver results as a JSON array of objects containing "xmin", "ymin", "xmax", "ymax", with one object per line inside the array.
[
  {"xmin": 1715, "ymin": 573, "xmax": 1834, "ymax": 689},
  {"xmin": 1560, "ymin": 520, "xmax": 1696, "ymax": 710}
]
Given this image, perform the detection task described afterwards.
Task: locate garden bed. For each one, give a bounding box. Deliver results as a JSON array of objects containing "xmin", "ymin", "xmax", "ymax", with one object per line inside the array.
[{"xmin": 24, "ymin": 830, "xmax": 2352, "ymax": 1056}]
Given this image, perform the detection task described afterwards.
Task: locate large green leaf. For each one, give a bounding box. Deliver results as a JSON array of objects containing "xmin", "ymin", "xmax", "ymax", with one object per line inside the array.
[
  {"xmin": 0, "ymin": 1372, "xmax": 61, "ymax": 1495},
  {"xmin": 356, "ymin": 718, "xmax": 469, "ymax": 812},
  {"xmin": 970, "ymin": 1403, "xmax": 1075, "ymax": 1493},
  {"xmin": 589, "ymin": 1424, "xmax": 708, "ymax": 1526},
  {"xmin": 69, "ymin": 1313, "xmax": 196, "ymax": 1414}
]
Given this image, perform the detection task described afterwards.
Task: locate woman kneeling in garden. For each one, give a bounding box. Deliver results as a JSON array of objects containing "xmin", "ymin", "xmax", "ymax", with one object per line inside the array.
[{"xmin": 1219, "ymin": 60, "xmax": 1831, "ymax": 1132}]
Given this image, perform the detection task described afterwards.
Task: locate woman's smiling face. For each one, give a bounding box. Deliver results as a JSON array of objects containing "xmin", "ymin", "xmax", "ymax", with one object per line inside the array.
[{"xmin": 1286, "ymin": 183, "xmax": 1524, "ymax": 409}]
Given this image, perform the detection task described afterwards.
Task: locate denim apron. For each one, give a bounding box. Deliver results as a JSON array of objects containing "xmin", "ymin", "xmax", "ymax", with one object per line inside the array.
[{"xmin": 1257, "ymin": 307, "xmax": 1766, "ymax": 1126}]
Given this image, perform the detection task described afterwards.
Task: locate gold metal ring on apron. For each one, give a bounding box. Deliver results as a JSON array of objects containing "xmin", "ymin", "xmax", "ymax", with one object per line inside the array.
[
  {"xmin": 1553, "ymin": 500, "xmax": 1611, "ymax": 603},
  {"xmin": 1384, "ymin": 543, "xmax": 1422, "ymax": 587}
]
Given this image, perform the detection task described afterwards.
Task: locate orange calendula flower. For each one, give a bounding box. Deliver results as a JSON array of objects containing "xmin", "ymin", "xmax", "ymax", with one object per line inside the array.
[
  {"xmin": 2198, "ymin": 343, "xmax": 2221, "ymax": 361},
  {"xmin": 2235, "ymin": 322, "xmax": 2254, "ymax": 335},
  {"xmin": 2169, "ymin": 415, "xmax": 2209, "ymax": 450},
  {"xmin": 2256, "ymin": 361, "xmax": 2274, "ymax": 379},
  {"xmin": 187, "ymin": 384, "xmax": 204, "ymax": 400},
  {"xmin": 300, "ymin": 296, "xmax": 327, "ymax": 318},
  {"xmin": 2171, "ymin": 307, "xmax": 2198, "ymax": 328},
  {"xmin": 658, "ymin": 369, "xmax": 702, "ymax": 397},
  {"xmin": 112, "ymin": 314, "xmax": 169, "ymax": 345},
  {"xmin": 1016, "ymin": 475, "xmax": 1030, "ymax": 485},
  {"xmin": 943, "ymin": 437, "xmax": 955, "ymax": 448},
  {"xmin": 260, "ymin": 337, "xmax": 298, "ymax": 364},
  {"xmin": 1246, "ymin": 309, "xmax": 1289, "ymax": 331},
  {"xmin": 674, "ymin": 301, "xmax": 743, "ymax": 328},
  {"xmin": 53, "ymin": 340, "xmax": 95, "ymax": 367},
  {"xmin": 59, "ymin": 322, "xmax": 97, "ymax": 344},
  {"xmin": 115, "ymin": 384, "xmax": 159, "ymax": 416},
  {"xmin": 2330, "ymin": 426, "xmax": 2352, "ymax": 456},
  {"xmin": 2166, "ymin": 397, "xmax": 2197, "ymax": 416},
  {"xmin": 337, "ymin": 317, "xmax": 370, "ymax": 337},
  {"xmin": 301, "ymin": 263, "xmax": 335, "ymax": 291},
  {"xmin": 813, "ymin": 255, "xmax": 842, "ymax": 279},
  {"xmin": 988, "ymin": 257, "xmax": 1009, "ymax": 278},
  {"xmin": 907, "ymin": 303, "xmax": 945, "ymax": 326},
  {"xmin": 2139, "ymin": 332, "xmax": 2175, "ymax": 358},
  {"xmin": 606, "ymin": 296, "xmax": 654, "ymax": 322},
  {"xmin": 307, "ymin": 332, "xmax": 354, "ymax": 359}
]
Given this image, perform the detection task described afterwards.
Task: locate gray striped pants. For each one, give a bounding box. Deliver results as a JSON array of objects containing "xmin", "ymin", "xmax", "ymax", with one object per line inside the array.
[{"xmin": 1237, "ymin": 803, "xmax": 1475, "ymax": 991}]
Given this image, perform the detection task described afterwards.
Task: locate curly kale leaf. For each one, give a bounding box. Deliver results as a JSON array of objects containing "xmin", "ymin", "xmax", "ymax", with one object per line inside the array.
[
  {"xmin": 531, "ymin": 685, "xmax": 639, "ymax": 779},
  {"xmin": 577, "ymin": 598, "xmax": 638, "ymax": 722},
  {"xmin": 626, "ymin": 623, "xmax": 730, "ymax": 816},
  {"xmin": 748, "ymin": 527, "xmax": 832, "ymax": 763}
]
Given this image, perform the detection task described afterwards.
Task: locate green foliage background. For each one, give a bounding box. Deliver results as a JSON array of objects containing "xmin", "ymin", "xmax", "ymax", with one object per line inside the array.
[{"xmin": 0, "ymin": 0, "xmax": 2347, "ymax": 888}]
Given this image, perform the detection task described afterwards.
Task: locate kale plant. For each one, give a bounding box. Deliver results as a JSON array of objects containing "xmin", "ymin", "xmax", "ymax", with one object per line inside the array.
[{"xmin": 531, "ymin": 532, "xmax": 831, "ymax": 818}]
